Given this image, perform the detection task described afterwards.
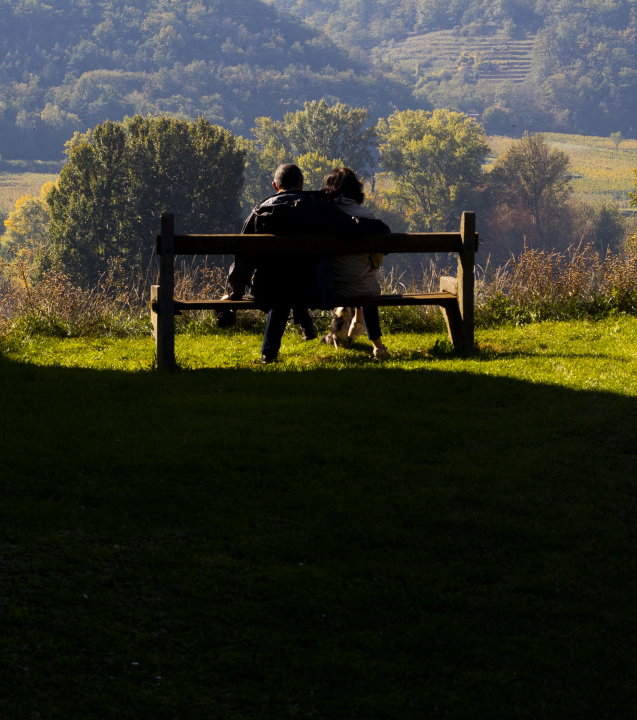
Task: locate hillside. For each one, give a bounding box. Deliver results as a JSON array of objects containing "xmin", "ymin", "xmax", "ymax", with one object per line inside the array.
[
  {"xmin": 379, "ymin": 29, "xmax": 535, "ymax": 85},
  {"xmin": 0, "ymin": 0, "xmax": 412, "ymax": 160},
  {"xmin": 269, "ymin": 0, "xmax": 637, "ymax": 138},
  {"xmin": 265, "ymin": 0, "xmax": 543, "ymax": 49}
]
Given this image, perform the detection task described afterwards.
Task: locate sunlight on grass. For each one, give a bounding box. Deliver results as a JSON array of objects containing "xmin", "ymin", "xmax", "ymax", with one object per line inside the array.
[
  {"xmin": 488, "ymin": 133, "xmax": 637, "ymax": 196},
  {"xmin": 0, "ymin": 171, "xmax": 59, "ymax": 215},
  {"xmin": 4, "ymin": 316, "xmax": 637, "ymax": 395}
]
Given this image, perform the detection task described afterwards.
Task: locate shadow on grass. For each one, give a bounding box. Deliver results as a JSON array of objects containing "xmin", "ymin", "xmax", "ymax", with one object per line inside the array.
[{"xmin": 2, "ymin": 350, "xmax": 637, "ymax": 719}]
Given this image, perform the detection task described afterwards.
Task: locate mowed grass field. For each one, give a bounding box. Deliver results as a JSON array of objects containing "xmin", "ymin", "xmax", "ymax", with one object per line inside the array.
[
  {"xmin": 1, "ymin": 318, "xmax": 637, "ymax": 718},
  {"xmin": 488, "ymin": 133, "xmax": 637, "ymax": 198}
]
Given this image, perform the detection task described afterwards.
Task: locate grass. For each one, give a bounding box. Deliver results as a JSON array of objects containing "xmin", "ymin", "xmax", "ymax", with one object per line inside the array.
[
  {"xmin": 3, "ymin": 316, "xmax": 637, "ymax": 394},
  {"xmin": 1, "ymin": 317, "xmax": 637, "ymax": 718}
]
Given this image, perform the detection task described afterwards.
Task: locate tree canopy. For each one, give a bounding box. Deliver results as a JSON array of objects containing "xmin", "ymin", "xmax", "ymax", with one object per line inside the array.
[
  {"xmin": 3, "ymin": 0, "xmax": 637, "ymax": 160},
  {"xmin": 1, "ymin": 182, "xmax": 53, "ymax": 262},
  {"xmin": 252, "ymin": 100, "xmax": 377, "ymax": 179},
  {"xmin": 489, "ymin": 133, "xmax": 571, "ymax": 245},
  {"xmin": 46, "ymin": 115, "xmax": 244, "ymax": 285},
  {"xmin": 0, "ymin": 0, "xmax": 411, "ymax": 160},
  {"xmin": 376, "ymin": 108, "xmax": 489, "ymax": 231},
  {"xmin": 271, "ymin": 0, "xmax": 637, "ymax": 138}
]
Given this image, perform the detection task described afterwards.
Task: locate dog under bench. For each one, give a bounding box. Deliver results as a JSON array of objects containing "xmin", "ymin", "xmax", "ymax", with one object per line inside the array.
[{"xmin": 151, "ymin": 211, "xmax": 478, "ymax": 370}]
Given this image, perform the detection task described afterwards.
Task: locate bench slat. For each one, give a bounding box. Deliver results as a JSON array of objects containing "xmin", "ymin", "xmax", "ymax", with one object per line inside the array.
[
  {"xmin": 150, "ymin": 292, "xmax": 459, "ymax": 314},
  {"xmin": 157, "ymin": 232, "xmax": 478, "ymax": 256}
]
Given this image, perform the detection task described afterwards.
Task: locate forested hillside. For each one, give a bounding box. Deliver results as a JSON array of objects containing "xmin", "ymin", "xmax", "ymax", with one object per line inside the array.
[
  {"xmin": 267, "ymin": 0, "xmax": 542, "ymax": 48},
  {"xmin": 3, "ymin": 0, "xmax": 637, "ymax": 161},
  {"xmin": 0, "ymin": 0, "xmax": 412, "ymax": 159},
  {"xmin": 269, "ymin": 0, "xmax": 637, "ymax": 138}
]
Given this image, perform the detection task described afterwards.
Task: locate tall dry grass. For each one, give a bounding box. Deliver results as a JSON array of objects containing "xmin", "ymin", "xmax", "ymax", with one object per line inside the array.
[
  {"xmin": 477, "ymin": 244, "xmax": 637, "ymax": 325},
  {"xmin": 0, "ymin": 258, "xmax": 149, "ymax": 339},
  {"xmin": 1, "ymin": 245, "xmax": 636, "ymax": 340},
  {"xmin": 0, "ymin": 255, "xmax": 247, "ymax": 339}
]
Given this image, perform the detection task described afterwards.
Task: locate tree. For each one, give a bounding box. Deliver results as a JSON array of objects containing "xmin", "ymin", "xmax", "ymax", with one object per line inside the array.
[
  {"xmin": 236, "ymin": 136, "xmax": 288, "ymax": 216},
  {"xmin": 489, "ymin": 132, "xmax": 571, "ymax": 245},
  {"xmin": 252, "ymin": 100, "xmax": 376, "ymax": 180},
  {"xmin": 47, "ymin": 116, "xmax": 245, "ymax": 285},
  {"xmin": 295, "ymin": 151, "xmax": 345, "ymax": 191},
  {"xmin": 376, "ymin": 108, "xmax": 489, "ymax": 231},
  {"xmin": 481, "ymin": 105, "xmax": 517, "ymax": 136},
  {"xmin": 630, "ymin": 169, "xmax": 637, "ymax": 209},
  {"xmin": 609, "ymin": 131, "xmax": 624, "ymax": 151},
  {"xmin": 1, "ymin": 182, "xmax": 54, "ymax": 263},
  {"xmin": 590, "ymin": 199, "xmax": 625, "ymax": 251}
]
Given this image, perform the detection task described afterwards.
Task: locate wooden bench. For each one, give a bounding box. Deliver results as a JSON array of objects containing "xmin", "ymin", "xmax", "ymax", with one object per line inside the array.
[{"xmin": 151, "ymin": 211, "xmax": 478, "ymax": 370}]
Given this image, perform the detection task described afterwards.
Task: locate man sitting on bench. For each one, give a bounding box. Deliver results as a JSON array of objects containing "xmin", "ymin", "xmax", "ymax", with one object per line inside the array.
[{"xmin": 224, "ymin": 163, "xmax": 390, "ymax": 363}]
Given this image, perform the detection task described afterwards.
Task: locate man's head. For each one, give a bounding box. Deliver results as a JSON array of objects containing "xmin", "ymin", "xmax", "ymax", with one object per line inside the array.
[{"xmin": 273, "ymin": 164, "xmax": 304, "ymax": 192}]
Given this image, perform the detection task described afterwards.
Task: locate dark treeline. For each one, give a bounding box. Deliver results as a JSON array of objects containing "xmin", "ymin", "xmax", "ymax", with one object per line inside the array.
[{"xmin": 0, "ymin": 0, "xmax": 413, "ymax": 159}]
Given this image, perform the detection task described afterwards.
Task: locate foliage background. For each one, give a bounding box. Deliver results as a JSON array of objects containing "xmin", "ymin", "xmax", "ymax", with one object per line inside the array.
[
  {"xmin": 0, "ymin": 0, "xmax": 412, "ymax": 160},
  {"xmin": 4, "ymin": 0, "xmax": 637, "ymax": 162}
]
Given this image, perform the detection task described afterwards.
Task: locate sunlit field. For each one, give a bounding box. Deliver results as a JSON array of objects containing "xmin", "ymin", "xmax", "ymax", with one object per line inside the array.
[
  {"xmin": 488, "ymin": 133, "xmax": 637, "ymax": 198},
  {"xmin": 0, "ymin": 171, "xmax": 59, "ymax": 216}
]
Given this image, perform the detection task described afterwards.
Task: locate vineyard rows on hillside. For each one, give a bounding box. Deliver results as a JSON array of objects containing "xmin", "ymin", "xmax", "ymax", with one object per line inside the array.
[{"xmin": 376, "ymin": 29, "xmax": 535, "ymax": 84}]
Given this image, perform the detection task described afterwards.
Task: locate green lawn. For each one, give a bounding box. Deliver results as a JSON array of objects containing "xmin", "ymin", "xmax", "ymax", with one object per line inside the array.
[{"xmin": 1, "ymin": 318, "xmax": 636, "ymax": 718}]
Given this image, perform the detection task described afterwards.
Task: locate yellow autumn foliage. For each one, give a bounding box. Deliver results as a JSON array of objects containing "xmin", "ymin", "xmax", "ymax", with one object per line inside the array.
[{"xmin": 2, "ymin": 181, "xmax": 55, "ymax": 262}]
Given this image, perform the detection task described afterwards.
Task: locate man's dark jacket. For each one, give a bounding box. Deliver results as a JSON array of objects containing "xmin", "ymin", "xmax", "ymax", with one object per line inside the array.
[{"xmin": 227, "ymin": 190, "xmax": 390, "ymax": 307}]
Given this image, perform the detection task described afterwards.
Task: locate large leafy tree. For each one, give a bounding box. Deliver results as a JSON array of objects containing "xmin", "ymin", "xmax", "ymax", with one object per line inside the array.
[
  {"xmin": 376, "ymin": 108, "xmax": 489, "ymax": 231},
  {"xmin": 47, "ymin": 116, "xmax": 244, "ymax": 285},
  {"xmin": 252, "ymin": 100, "xmax": 376, "ymax": 180},
  {"xmin": 235, "ymin": 136, "xmax": 289, "ymax": 215},
  {"xmin": 489, "ymin": 133, "xmax": 571, "ymax": 245},
  {"xmin": 295, "ymin": 151, "xmax": 345, "ymax": 191}
]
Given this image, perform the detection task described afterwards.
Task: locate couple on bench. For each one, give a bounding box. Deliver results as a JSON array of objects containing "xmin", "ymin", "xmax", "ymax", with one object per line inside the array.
[{"xmin": 223, "ymin": 163, "xmax": 391, "ymax": 363}]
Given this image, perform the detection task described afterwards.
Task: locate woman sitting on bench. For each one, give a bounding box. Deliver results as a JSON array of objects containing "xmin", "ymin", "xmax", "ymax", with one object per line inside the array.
[{"xmin": 320, "ymin": 168, "xmax": 389, "ymax": 359}]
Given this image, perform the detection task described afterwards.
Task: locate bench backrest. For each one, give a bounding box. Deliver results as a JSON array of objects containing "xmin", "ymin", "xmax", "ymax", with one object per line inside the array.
[{"xmin": 156, "ymin": 232, "xmax": 479, "ymax": 256}]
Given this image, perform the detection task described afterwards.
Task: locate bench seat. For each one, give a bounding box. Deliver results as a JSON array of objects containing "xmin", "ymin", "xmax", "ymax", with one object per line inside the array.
[{"xmin": 151, "ymin": 290, "xmax": 460, "ymax": 314}]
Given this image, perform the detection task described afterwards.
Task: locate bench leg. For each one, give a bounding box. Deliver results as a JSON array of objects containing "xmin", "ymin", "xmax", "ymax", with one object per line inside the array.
[
  {"xmin": 151, "ymin": 284, "xmax": 175, "ymax": 370},
  {"xmin": 156, "ymin": 214, "xmax": 176, "ymax": 371},
  {"xmin": 439, "ymin": 277, "xmax": 463, "ymax": 350},
  {"xmin": 458, "ymin": 211, "xmax": 476, "ymax": 351}
]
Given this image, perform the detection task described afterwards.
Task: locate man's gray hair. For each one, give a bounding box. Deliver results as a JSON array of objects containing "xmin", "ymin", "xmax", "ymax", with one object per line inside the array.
[{"xmin": 274, "ymin": 163, "xmax": 304, "ymax": 190}]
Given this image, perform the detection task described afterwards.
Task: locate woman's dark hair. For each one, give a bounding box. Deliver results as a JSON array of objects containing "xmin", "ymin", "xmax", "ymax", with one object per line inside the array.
[{"xmin": 320, "ymin": 168, "xmax": 365, "ymax": 204}]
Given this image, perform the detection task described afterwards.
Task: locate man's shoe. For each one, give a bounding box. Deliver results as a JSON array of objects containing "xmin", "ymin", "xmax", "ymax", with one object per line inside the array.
[
  {"xmin": 261, "ymin": 354, "xmax": 277, "ymax": 364},
  {"xmin": 348, "ymin": 319, "xmax": 366, "ymax": 342},
  {"xmin": 299, "ymin": 322, "xmax": 318, "ymax": 341}
]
